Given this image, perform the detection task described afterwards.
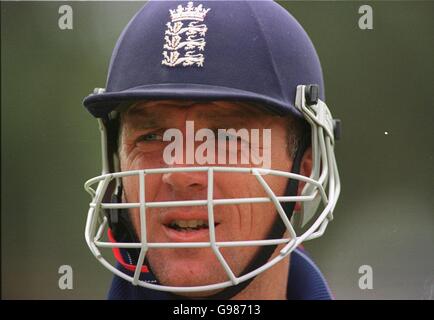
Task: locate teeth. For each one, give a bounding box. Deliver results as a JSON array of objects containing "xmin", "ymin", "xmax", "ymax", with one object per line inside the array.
[
  {"xmin": 188, "ymin": 220, "xmax": 201, "ymax": 228},
  {"xmin": 178, "ymin": 220, "xmax": 188, "ymax": 228},
  {"xmin": 170, "ymin": 219, "xmax": 209, "ymax": 229}
]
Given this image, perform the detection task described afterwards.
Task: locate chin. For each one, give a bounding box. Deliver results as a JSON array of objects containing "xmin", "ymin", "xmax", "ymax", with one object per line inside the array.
[{"xmin": 147, "ymin": 248, "xmax": 229, "ymax": 288}]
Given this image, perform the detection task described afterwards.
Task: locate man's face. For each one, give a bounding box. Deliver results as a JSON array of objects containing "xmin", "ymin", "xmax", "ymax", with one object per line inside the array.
[{"xmin": 119, "ymin": 100, "xmax": 298, "ymax": 290}]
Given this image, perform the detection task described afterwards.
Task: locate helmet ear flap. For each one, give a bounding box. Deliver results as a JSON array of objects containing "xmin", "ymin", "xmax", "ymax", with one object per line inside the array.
[
  {"xmin": 103, "ymin": 182, "xmax": 122, "ymax": 229},
  {"xmin": 105, "ymin": 116, "xmax": 121, "ymax": 173},
  {"xmin": 100, "ymin": 111, "xmax": 122, "ymax": 229},
  {"xmin": 103, "ymin": 180, "xmax": 140, "ymax": 247}
]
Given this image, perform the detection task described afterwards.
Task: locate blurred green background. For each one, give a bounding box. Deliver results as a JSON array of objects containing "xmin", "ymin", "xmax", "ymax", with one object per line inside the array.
[{"xmin": 1, "ymin": 1, "xmax": 433, "ymax": 299}]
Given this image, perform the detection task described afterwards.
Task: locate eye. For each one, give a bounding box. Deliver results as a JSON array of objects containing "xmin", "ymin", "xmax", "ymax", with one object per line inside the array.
[{"xmin": 136, "ymin": 132, "xmax": 163, "ymax": 143}]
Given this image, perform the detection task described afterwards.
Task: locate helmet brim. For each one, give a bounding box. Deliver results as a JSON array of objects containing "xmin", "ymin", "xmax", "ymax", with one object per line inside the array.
[{"xmin": 83, "ymin": 83, "xmax": 303, "ymax": 119}]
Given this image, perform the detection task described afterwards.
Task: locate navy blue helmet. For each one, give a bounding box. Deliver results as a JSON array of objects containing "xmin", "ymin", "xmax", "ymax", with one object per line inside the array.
[{"xmin": 83, "ymin": 0, "xmax": 324, "ymax": 119}]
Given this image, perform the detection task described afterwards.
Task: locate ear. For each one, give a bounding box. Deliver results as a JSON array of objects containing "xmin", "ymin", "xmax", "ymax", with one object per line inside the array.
[{"xmin": 294, "ymin": 146, "xmax": 312, "ymax": 211}]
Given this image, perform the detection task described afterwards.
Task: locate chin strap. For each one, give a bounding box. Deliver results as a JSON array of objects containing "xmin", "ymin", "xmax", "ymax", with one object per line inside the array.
[{"xmin": 107, "ymin": 135, "xmax": 309, "ymax": 300}]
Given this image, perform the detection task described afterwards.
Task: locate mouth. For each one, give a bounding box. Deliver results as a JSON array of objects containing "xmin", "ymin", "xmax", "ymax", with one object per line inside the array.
[
  {"xmin": 162, "ymin": 215, "xmax": 221, "ymax": 242},
  {"xmin": 165, "ymin": 219, "xmax": 219, "ymax": 232}
]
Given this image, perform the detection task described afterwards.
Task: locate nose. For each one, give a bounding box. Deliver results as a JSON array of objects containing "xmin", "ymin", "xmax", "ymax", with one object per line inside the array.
[{"xmin": 162, "ymin": 170, "xmax": 208, "ymax": 193}]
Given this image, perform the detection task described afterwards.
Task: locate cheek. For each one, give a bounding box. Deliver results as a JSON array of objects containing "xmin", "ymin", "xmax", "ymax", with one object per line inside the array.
[
  {"xmin": 214, "ymin": 173, "xmax": 275, "ymax": 238},
  {"xmin": 270, "ymin": 148, "xmax": 292, "ymax": 172},
  {"xmin": 119, "ymin": 152, "xmax": 169, "ymax": 212},
  {"xmin": 233, "ymin": 174, "xmax": 289, "ymax": 238},
  {"xmin": 122, "ymin": 175, "xmax": 166, "ymax": 240},
  {"xmin": 122, "ymin": 175, "xmax": 139, "ymax": 203},
  {"xmin": 122, "ymin": 175, "xmax": 160, "ymax": 199}
]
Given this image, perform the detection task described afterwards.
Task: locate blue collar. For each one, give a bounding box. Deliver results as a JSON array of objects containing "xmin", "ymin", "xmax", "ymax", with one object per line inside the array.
[{"xmin": 107, "ymin": 248, "xmax": 333, "ymax": 300}]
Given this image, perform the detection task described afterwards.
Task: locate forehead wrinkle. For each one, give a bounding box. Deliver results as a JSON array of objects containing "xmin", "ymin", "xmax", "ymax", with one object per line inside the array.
[
  {"xmin": 192, "ymin": 102, "xmax": 268, "ymax": 126},
  {"xmin": 122, "ymin": 100, "xmax": 274, "ymax": 131},
  {"xmin": 196, "ymin": 108, "xmax": 276, "ymax": 129},
  {"xmin": 200, "ymin": 116, "xmax": 253, "ymax": 130},
  {"xmin": 122, "ymin": 103, "xmax": 178, "ymax": 130},
  {"xmin": 123, "ymin": 112, "xmax": 164, "ymax": 130}
]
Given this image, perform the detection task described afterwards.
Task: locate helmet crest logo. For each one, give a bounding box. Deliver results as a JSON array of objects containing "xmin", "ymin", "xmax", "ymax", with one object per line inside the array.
[{"xmin": 162, "ymin": 2, "xmax": 211, "ymax": 67}]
